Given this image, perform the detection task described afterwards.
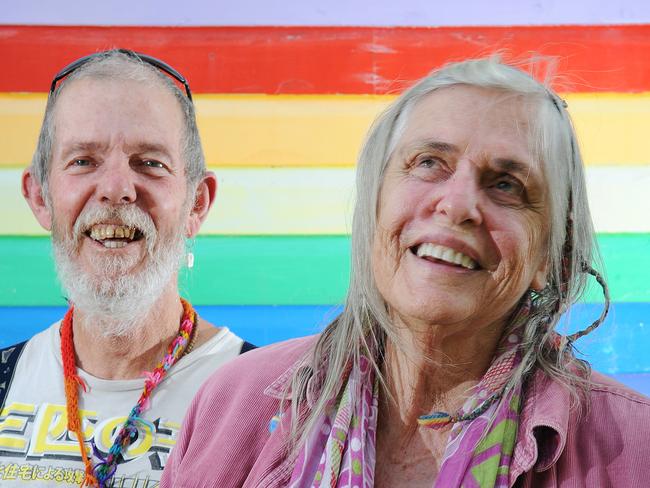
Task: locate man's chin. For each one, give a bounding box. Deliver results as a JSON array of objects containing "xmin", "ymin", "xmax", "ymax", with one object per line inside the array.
[
  {"xmin": 53, "ymin": 226, "xmax": 187, "ymax": 335},
  {"xmin": 55, "ymin": 254, "xmax": 180, "ymax": 334}
]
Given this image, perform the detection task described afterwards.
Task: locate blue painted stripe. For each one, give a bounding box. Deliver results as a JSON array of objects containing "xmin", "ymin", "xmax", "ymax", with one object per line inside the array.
[
  {"xmin": 1, "ymin": 303, "xmax": 648, "ymax": 379},
  {"xmin": 0, "ymin": 305, "xmax": 342, "ymax": 349},
  {"xmin": 558, "ymin": 302, "xmax": 650, "ymax": 375}
]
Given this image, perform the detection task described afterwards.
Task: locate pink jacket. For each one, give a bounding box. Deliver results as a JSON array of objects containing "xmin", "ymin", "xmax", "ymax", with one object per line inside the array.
[{"xmin": 162, "ymin": 336, "xmax": 650, "ymax": 487}]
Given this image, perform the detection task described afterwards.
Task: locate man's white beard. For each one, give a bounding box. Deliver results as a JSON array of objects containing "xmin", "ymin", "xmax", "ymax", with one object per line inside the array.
[{"xmin": 52, "ymin": 205, "xmax": 187, "ymax": 337}]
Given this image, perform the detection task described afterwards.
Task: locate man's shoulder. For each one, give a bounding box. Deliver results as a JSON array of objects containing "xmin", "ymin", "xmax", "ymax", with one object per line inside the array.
[
  {"xmin": 1, "ymin": 322, "xmax": 60, "ymax": 373},
  {"xmin": 12, "ymin": 322, "xmax": 60, "ymax": 351},
  {"xmin": 0, "ymin": 322, "xmax": 60, "ymax": 408}
]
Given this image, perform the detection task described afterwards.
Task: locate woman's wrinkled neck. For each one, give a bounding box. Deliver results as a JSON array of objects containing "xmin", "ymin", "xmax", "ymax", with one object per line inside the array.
[{"xmin": 380, "ymin": 313, "xmax": 505, "ymax": 432}]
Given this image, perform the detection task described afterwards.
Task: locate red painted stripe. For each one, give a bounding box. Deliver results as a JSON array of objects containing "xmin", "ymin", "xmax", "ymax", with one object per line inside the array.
[{"xmin": 3, "ymin": 25, "xmax": 650, "ymax": 94}]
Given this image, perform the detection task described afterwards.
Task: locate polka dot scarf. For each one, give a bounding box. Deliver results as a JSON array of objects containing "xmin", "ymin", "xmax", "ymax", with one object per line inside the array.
[{"xmin": 287, "ymin": 335, "xmax": 522, "ymax": 487}]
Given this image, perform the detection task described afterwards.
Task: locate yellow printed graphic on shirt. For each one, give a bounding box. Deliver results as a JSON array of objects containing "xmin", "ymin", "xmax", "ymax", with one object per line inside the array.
[{"xmin": 0, "ymin": 402, "xmax": 180, "ymax": 472}]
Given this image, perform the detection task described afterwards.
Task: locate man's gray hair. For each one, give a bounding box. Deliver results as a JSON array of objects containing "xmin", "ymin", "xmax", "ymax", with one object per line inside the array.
[
  {"xmin": 288, "ymin": 56, "xmax": 602, "ymax": 448},
  {"xmin": 31, "ymin": 49, "xmax": 206, "ymax": 196}
]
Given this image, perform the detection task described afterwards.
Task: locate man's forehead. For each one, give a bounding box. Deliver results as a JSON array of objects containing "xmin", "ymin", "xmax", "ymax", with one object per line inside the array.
[
  {"xmin": 54, "ymin": 76, "xmax": 178, "ymax": 113},
  {"xmin": 51, "ymin": 77, "xmax": 184, "ymax": 152}
]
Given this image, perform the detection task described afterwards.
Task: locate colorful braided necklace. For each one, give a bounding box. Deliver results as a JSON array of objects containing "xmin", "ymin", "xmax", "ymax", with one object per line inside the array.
[
  {"xmin": 417, "ymin": 332, "xmax": 520, "ymax": 430},
  {"xmin": 60, "ymin": 298, "xmax": 197, "ymax": 487}
]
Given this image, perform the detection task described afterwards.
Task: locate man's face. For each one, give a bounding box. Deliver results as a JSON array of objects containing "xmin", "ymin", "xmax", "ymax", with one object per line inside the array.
[{"xmin": 44, "ymin": 77, "xmax": 191, "ymax": 328}]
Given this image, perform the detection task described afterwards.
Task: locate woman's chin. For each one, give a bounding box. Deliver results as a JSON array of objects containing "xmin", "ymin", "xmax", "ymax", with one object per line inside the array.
[{"xmin": 389, "ymin": 298, "xmax": 478, "ymax": 330}]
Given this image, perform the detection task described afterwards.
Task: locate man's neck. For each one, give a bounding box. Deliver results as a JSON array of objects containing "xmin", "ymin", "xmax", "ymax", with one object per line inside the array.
[{"xmin": 69, "ymin": 283, "xmax": 185, "ymax": 380}]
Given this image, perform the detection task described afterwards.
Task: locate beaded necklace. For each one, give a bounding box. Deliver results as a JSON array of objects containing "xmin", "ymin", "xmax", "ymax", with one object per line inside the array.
[{"xmin": 60, "ymin": 298, "xmax": 196, "ymax": 488}]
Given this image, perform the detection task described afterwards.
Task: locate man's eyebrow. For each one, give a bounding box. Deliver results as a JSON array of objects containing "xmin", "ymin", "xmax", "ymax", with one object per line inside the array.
[
  {"xmin": 59, "ymin": 141, "xmax": 107, "ymax": 160},
  {"xmin": 126, "ymin": 142, "xmax": 172, "ymax": 156}
]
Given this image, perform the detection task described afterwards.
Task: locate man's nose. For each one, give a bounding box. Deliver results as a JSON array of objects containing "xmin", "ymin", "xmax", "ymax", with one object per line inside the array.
[
  {"xmin": 96, "ymin": 158, "xmax": 137, "ymax": 204},
  {"xmin": 433, "ymin": 165, "xmax": 483, "ymax": 226}
]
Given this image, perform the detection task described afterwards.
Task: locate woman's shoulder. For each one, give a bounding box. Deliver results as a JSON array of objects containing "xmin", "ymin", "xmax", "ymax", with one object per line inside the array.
[
  {"xmin": 514, "ymin": 369, "xmax": 650, "ymax": 485},
  {"xmin": 528, "ymin": 368, "xmax": 650, "ymax": 434},
  {"xmin": 198, "ymin": 334, "xmax": 318, "ymax": 398},
  {"xmin": 587, "ymin": 370, "xmax": 650, "ymax": 407},
  {"xmin": 161, "ymin": 335, "xmax": 319, "ymax": 487},
  {"xmin": 579, "ymin": 371, "xmax": 650, "ymax": 438}
]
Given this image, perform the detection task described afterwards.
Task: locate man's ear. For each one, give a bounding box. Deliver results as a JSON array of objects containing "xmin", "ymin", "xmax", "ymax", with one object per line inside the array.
[
  {"xmin": 185, "ymin": 172, "xmax": 217, "ymax": 238},
  {"xmin": 22, "ymin": 168, "xmax": 52, "ymax": 231}
]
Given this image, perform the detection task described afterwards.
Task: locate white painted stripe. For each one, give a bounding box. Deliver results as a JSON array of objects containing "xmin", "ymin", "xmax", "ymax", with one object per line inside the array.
[
  {"xmin": 0, "ymin": 166, "xmax": 648, "ymax": 235},
  {"xmin": 586, "ymin": 166, "xmax": 650, "ymax": 234},
  {"xmin": 2, "ymin": 0, "xmax": 648, "ymax": 27}
]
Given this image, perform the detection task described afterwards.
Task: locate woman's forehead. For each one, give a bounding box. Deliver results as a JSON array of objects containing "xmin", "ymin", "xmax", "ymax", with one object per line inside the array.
[{"xmin": 397, "ymin": 86, "xmax": 538, "ymax": 163}]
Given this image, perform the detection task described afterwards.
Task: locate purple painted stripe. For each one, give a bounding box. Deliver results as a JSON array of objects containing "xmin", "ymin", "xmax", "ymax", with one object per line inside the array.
[{"xmin": 2, "ymin": 0, "xmax": 650, "ymax": 27}]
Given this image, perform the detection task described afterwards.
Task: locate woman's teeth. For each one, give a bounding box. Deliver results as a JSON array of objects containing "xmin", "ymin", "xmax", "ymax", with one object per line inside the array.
[{"xmin": 416, "ymin": 243, "xmax": 478, "ymax": 270}]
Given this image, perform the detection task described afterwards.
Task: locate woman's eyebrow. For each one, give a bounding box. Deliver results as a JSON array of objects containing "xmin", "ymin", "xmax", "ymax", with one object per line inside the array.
[
  {"xmin": 493, "ymin": 158, "xmax": 534, "ymax": 176},
  {"xmin": 420, "ymin": 141, "xmax": 458, "ymax": 154},
  {"xmin": 492, "ymin": 158, "xmax": 542, "ymax": 189}
]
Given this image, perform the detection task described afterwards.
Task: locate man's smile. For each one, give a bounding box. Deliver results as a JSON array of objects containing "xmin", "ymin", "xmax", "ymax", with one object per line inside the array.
[{"xmin": 85, "ymin": 223, "xmax": 144, "ymax": 249}]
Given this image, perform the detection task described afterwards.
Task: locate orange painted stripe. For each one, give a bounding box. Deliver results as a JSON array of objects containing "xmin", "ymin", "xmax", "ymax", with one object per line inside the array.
[{"xmin": 3, "ymin": 24, "xmax": 650, "ymax": 94}]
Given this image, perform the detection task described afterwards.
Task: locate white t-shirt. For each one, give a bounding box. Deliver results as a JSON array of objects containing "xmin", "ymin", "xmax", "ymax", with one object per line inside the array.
[{"xmin": 0, "ymin": 322, "xmax": 244, "ymax": 487}]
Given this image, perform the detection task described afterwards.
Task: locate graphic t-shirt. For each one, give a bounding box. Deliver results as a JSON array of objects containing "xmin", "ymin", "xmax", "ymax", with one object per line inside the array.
[{"xmin": 0, "ymin": 322, "xmax": 244, "ymax": 487}]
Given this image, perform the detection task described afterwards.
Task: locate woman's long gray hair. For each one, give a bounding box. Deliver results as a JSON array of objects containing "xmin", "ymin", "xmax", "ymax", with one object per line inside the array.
[{"xmin": 288, "ymin": 56, "xmax": 603, "ymax": 448}]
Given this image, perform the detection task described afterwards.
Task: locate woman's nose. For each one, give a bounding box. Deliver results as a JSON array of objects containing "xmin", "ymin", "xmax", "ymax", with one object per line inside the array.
[{"xmin": 433, "ymin": 165, "xmax": 483, "ymax": 226}]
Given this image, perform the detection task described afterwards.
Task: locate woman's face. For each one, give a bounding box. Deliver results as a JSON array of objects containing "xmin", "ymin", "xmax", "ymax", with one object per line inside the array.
[{"xmin": 372, "ymin": 85, "xmax": 549, "ymax": 332}]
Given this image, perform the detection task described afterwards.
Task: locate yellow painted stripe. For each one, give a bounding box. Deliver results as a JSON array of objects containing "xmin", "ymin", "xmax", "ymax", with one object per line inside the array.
[
  {"xmin": 1, "ymin": 92, "xmax": 650, "ymax": 168},
  {"xmin": 0, "ymin": 166, "xmax": 647, "ymax": 236}
]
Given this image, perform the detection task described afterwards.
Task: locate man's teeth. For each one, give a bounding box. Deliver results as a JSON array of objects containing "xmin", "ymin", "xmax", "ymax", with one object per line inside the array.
[
  {"xmin": 416, "ymin": 243, "xmax": 478, "ymax": 270},
  {"xmin": 102, "ymin": 240, "xmax": 128, "ymax": 249},
  {"xmin": 88, "ymin": 224, "xmax": 136, "ymax": 242}
]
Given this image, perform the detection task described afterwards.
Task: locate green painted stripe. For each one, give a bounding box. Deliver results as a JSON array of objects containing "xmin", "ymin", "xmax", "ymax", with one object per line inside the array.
[{"xmin": 0, "ymin": 234, "xmax": 647, "ymax": 306}]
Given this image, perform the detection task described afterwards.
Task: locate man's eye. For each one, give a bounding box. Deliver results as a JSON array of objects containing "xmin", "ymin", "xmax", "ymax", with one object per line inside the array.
[
  {"xmin": 72, "ymin": 159, "xmax": 91, "ymax": 166},
  {"xmin": 143, "ymin": 160, "xmax": 165, "ymax": 169}
]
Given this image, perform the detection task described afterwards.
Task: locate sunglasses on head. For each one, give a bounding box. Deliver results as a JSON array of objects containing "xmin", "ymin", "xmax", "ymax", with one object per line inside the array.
[{"xmin": 49, "ymin": 49, "xmax": 193, "ymax": 101}]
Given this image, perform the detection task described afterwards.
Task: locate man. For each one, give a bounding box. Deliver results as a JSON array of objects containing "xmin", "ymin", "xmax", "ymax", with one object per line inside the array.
[{"xmin": 0, "ymin": 50, "xmax": 253, "ymax": 487}]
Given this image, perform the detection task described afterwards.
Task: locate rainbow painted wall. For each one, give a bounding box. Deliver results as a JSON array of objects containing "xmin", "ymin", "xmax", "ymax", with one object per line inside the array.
[{"xmin": 1, "ymin": 1, "xmax": 649, "ymax": 393}]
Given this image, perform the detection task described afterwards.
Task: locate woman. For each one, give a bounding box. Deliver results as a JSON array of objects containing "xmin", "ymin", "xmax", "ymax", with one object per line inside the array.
[{"xmin": 162, "ymin": 58, "xmax": 650, "ymax": 487}]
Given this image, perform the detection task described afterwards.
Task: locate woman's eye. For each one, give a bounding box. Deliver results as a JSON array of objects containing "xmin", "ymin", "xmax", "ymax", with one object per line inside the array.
[
  {"xmin": 72, "ymin": 159, "xmax": 90, "ymax": 167},
  {"xmin": 495, "ymin": 179, "xmax": 516, "ymax": 192},
  {"xmin": 418, "ymin": 158, "xmax": 437, "ymax": 168},
  {"xmin": 410, "ymin": 155, "xmax": 449, "ymax": 181},
  {"xmin": 488, "ymin": 175, "xmax": 528, "ymax": 206},
  {"xmin": 493, "ymin": 176, "xmax": 524, "ymax": 195}
]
